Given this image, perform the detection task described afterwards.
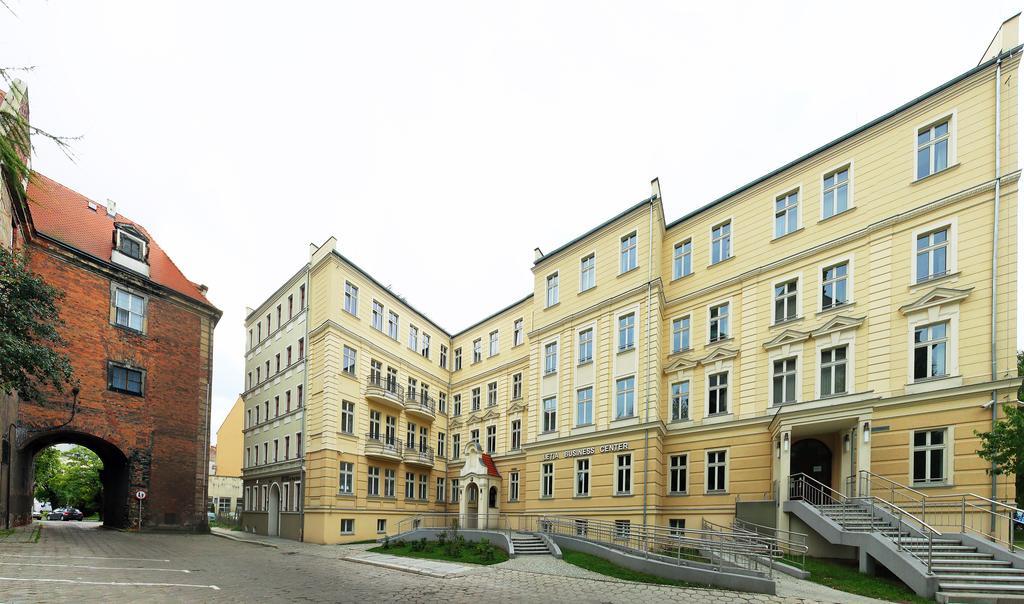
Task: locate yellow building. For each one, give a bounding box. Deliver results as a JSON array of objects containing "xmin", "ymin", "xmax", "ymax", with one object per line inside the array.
[
  {"xmin": 243, "ymin": 21, "xmax": 1020, "ymax": 552},
  {"xmin": 216, "ymin": 397, "xmax": 245, "ymax": 478}
]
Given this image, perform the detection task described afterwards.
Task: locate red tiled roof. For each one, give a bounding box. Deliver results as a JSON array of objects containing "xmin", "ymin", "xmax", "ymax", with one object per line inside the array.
[
  {"xmin": 25, "ymin": 172, "xmax": 214, "ymax": 306},
  {"xmin": 481, "ymin": 453, "xmax": 501, "ymax": 478}
]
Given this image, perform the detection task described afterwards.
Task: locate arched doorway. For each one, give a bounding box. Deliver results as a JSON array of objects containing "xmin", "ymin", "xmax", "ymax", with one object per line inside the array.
[
  {"xmin": 464, "ymin": 483, "xmax": 479, "ymax": 529},
  {"xmin": 267, "ymin": 483, "xmax": 281, "ymax": 536},
  {"xmin": 488, "ymin": 486, "xmax": 497, "ymax": 509},
  {"xmin": 792, "ymin": 438, "xmax": 833, "ymax": 489},
  {"xmin": 13, "ymin": 430, "xmax": 130, "ymax": 528}
]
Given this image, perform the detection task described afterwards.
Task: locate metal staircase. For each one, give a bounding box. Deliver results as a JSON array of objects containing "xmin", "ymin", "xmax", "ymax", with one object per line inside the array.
[{"xmin": 787, "ymin": 473, "xmax": 1024, "ymax": 602}]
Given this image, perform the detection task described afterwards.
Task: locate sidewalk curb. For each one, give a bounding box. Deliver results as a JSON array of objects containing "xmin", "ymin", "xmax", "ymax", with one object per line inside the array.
[
  {"xmin": 341, "ymin": 554, "xmax": 466, "ymax": 579},
  {"xmin": 211, "ymin": 530, "xmax": 279, "ymax": 549}
]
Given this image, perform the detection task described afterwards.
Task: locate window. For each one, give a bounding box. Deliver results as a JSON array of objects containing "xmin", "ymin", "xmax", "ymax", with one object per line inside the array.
[
  {"xmin": 341, "ymin": 401, "xmax": 355, "ymax": 434},
  {"xmin": 344, "ymin": 282, "xmax": 358, "ymax": 315},
  {"xmin": 368, "ymin": 410, "xmax": 381, "ymax": 439},
  {"xmin": 486, "ymin": 425, "xmax": 496, "ymax": 453},
  {"xmin": 453, "ymin": 394, "xmax": 462, "ymax": 417},
  {"xmin": 273, "ymin": 439, "xmax": 279, "ymax": 462},
  {"xmin": 342, "ymin": 346, "xmax": 357, "ymax": 376},
  {"xmin": 437, "ymin": 478, "xmax": 445, "ymax": 502},
  {"xmin": 510, "ymin": 419, "xmax": 521, "ymax": 450},
  {"xmin": 297, "ymin": 385, "xmax": 304, "ymax": 407},
  {"xmin": 509, "ymin": 471, "xmax": 519, "ymax": 501},
  {"xmin": 673, "ymin": 240, "xmax": 692, "ymax": 279},
  {"xmin": 439, "ymin": 345, "xmax": 448, "ymax": 369},
  {"xmin": 418, "ymin": 474, "xmax": 427, "ymax": 500},
  {"xmin": 339, "ymin": 462, "xmax": 353, "ymax": 494},
  {"xmin": 671, "ymin": 316, "xmax": 690, "ymax": 353},
  {"xmin": 615, "ymin": 454, "xmax": 632, "ymax": 495},
  {"xmin": 409, "ymin": 325, "xmax": 418, "ymax": 350},
  {"xmin": 671, "ymin": 381, "xmax": 689, "ymax": 421},
  {"xmin": 917, "ymin": 119, "xmax": 950, "ymax": 179},
  {"xmin": 406, "ymin": 421, "xmax": 417, "ymax": 449},
  {"xmin": 513, "ymin": 318, "xmax": 524, "ymax": 346},
  {"xmin": 620, "ymin": 232, "xmax": 637, "ymax": 273},
  {"xmin": 615, "ymin": 520, "xmax": 631, "ymax": 539},
  {"xmin": 774, "ymin": 279, "xmax": 798, "ymax": 323},
  {"xmin": 708, "ymin": 371, "xmax": 728, "ymax": 415},
  {"xmin": 618, "ymin": 313, "xmax": 635, "ymax": 350},
  {"xmin": 546, "ymin": 272, "xmax": 559, "ymax": 307},
  {"xmin": 543, "ymin": 397, "xmax": 557, "ymax": 432},
  {"xmin": 487, "ymin": 382, "xmax": 497, "ymax": 407},
  {"xmin": 544, "ymin": 342, "xmax": 558, "ymax": 374},
  {"xmin": 511, "ymin": 373, "xmax": 522, "ymax": 400},
  {"xmin": 116, "ymin": 230, "xmax": 144, "ymax": 261},
  {"xmin": 277, "ymin": 305, "xmax": 282, "ymax": 329},
  {"xmin": 296, "ymin": 432, "xmax": 302, "ymax": 456},
  {"xmin": 578, "ymin": 328, "xmax": 593, "ymax": 364},
  {"xmin": 820, "ymin": 346, "xmax": 848, "ymax": 397},
  {"xmin": 437, "ymin": 431, "xmax": 446, "ymax": 458},
  {"xmin": 669, "ymin": 519, "xmax": 686, "ymax": 536},
  {"xmin": 580, "ymin": 254, "xmax": 596, "ymax": 291},
  {"xmin": 823, "ymin": 166, "xmax": 850, "ymax": 218},
  {"xmin": 489, "ymin": 330, "xmax": 499, "ymax": 356},
  {"xmin": 451, "ymin": 478, "xmax": 460, "ymax": 503},
  {"xmin": 387, "ymin": 311, "xmax": 399, "ymax": 340},
  {"xmin": 377, "ymin": 518, "xmax": 387, "ymax": 534},
  {"xmin": 113, "ymin": 288, "xmax": 145, "ymax": 331},
  {"xmin": 707, "ymin": 450, "xmax": 727, "ymax": 492},
  {"xmin": 576, "ymin": 387, "xmax": 593, "ymax": 426},
  {"xmin": 775, "ymin": 190, "xmax": 799, "ymax": 238},
  {"xmin": 914, "ymin": 322, "xmax": 949, "ymax": 380},
  {"xmin": 454, "ymin": 348, "xmax": 462, "ymax": 371},
  {"xmin": 108, "ymin": 362, "xmax": 144, "ymax": 396},
  {"xmin": 541, "ymin": 463, "xmax": 554, "ymax": 498},
  {"xmin": 471, "ymin": 388, "xmax": 481, "ymax": 412},
  {"xmin": 288, "ymin": 294, "xmax": 294, "ymax": 319},
  {"xmin": 369, "ymin": 359, "xmax": 382, "ymax": 385},
  {"xmin": 340, "ymin": 519, "xmax": 354, "ymax": 534},
  {"xmin": 575, "ymin": 458, "xmax": 590, "ymax": 496},
  {"xmin": 472, "ymin": 338, "xmax": 482, "ymax": 363},
  {"xmin": 913, "ymin": 429, "xmax": 947, "ymax": 485},
  {"xmin": 822, "ymin": 262, "xmax": 849, "ymax": 309},
  {"xmin": 709, "ymin": 303, "xmax": 729, "ymax": 342},
  {"xmin": 669, "ymin": 454, "xmax": 688, "ymax": 494},
  {"xmin": 404, "ymin": 472, "xmax": 415, "ymax": 499},
  {"xmin": 772, "ymin": 357, "xmax": 798, "ymax": 405},
  {"xmin": 371, "ymin": 300, "xmax": 384, "ymax": 330},
  {"xmin": 452, "ymin": 434, "xmax": 461, "ymax": 459},
  {"xmin": 615, "ymin": 377, "xmax": 635, "ymax": 419},
  {"xmin": 711, "ymin": 221, "xmax": 731, "ymax": 264},
  {"xmin": 421, "ymin": 333, "xmax": 430, "ymax": 358},
  {"xmin": 916, "ymin": 228, "xmax": 949, "ymax": 283},
  {"xmin": 438, "ymin": 392, "xmax": 447, "ymax": 415},
  {"xmin": 299, "ymin": 284, "xmax": 306, "ymax": 309},
  {"xmin": 367, "ymin": 467, "xmax": 380, "ymax": 496}
]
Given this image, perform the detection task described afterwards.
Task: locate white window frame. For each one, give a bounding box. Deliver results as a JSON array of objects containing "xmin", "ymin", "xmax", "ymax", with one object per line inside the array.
[
  {"xmin": 669, "ymin": 453, "xmax": 688, "ymax": 495},
  {"xmin": 672, "ymin": 238, "xmax": 693, "ymax": 280},
  {"xmin": 371, "ymin": 300, "xmax": 384, "ymax": 331},
  {"xmin": 770, "ymin": 272, "xmax": 803, "ymax": 325},
  {"xmin": 771, "ymin": 356, "xmax": 799, "ymax": 406},
  {"xmin": 615, "ymin": 376, "xmax": 635, "ymax": 419},
  {"xmin": 709, "ymin": 219, "xmax": 733, "ymax": 265},
  {"xmin": 339, "ymin": 461, "xmax": 354, "ymax": 494},
  {"xmin": 773, "ymin": 185, "xmax": 802, "ymax": 239},
  {"xmin": 705, "ymin": 449, "xmax": 729, "ymax": 494},
  {"xmin": 544, "ymin": 341, "xmax": 558, "ymax": 374},
  {"xmin": 541, "ymin": 462, "xmax": 554, "ymax": 498},
  {"xmin": 578, "ymin": 327, "xmax": 594, "ymax": 364},
  {"xmin": 575, "ymin": 458, "xmax": 591, "ymax": 497},
  {"xmin": 819, "ymin": 345, "xmax": 849, "ymax": 398},
  {"xmin": 910, "ymin": 427, "xmax": 952, "ymax": 486},
  {"xmin": 820, "ymin": 160, "xmax": 854, "ymax": 220},
  {"xmin": 546, "ymin": 272, "xmax": 559, "ymax": 307},
  {"xmin": 911, "ymin": 219, "xmax": 958, "ymax": 285},
  {"xmin": 767, "ymin": 345, "xmax": 803, "ymax": 406},
  {"xmin": 340, "ymin": 518, "xmax": 355, "ymax": 535},
  {"xmin": 509, "ymin": 471, "xmax": 519, "ymax": 502},
  {"xmin": 112, "ymin": 286, "xmax": 146, "ymax": 332},
  {"xmin": 387, "ymin": 311, "xmax": 399, "ymax": 340},
  {"xmin": 620, "ymin": 231, "xmax": 638, "ymax": 274},
  {"xmin": 670, "ymin": 380, "xmax": 689, "ymax": 422},
  {"xmin": 912, "ymin": 320, "xmax": 951, "ymax": 382},
  {"xmin": 671, "ymin": 315, "xmax": 691, "ymax": 353},
  {"xmin": 617, "ymin": 312, "xmax": 636, "ymax": 351},
  {"xmin": 913, "ymin": 110, "xmax": 958, "ymax": 181},
  {"xmin": 489, "ymin": 330, "xmax": 499, "ymax": 357},
  {"xmin": 542, "ymin": 397, "xmax": 557, "ymax": 433},
  {"xmin": 818, "ymin": 255, "xmax": 854, "ymax": 312},
  {"xmin": 706, "ymin": 369, "xmax": 730, "ymax": 417},
  {"xmin": 580, "ymin": 252, "xmax": 596, "ymax": 292},
  {"xmin": 576, "ymin": 386, "xmax": 593, "ymax": 426},
  {"xmin": 343, "ymin": 281, "xmax": 359, "ymax": 316},
  {"xmin": 513, "ymin": 318, "xmax": 524, "ymax": 346},
  {"xmin": 813, "ymin": 327, "xmax": 857, "ymax": 400},
  {"xmin": 615, "ymin": 453, "xmax": 633, "ymax": 495},
  {"xmin": 708, "ymin": 299, "xmax": 731, "ymax": 343}
]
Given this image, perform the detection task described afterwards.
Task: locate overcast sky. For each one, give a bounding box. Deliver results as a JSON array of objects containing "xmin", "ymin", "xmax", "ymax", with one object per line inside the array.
[{"xmin": 2, "ymin": 1, "xmax": 1020, "ymax": 441}]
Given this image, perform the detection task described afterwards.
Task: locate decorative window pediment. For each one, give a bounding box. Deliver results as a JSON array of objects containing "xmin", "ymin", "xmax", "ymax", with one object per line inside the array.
[
  {"xmin": 762, "ymin": 329, "xmax": 809, "ymax": 350},
  {"xmin": 899, "ymin": 287, "xmax": 972, "ymax": 315},
  {"xmin": 699, "ymin": 347, "xmax": 739, "ymax": 365},
  {"xmin": 480, "ymin": 408, "xmax": 499, "ymax": 422},
  {"xmin": 664, "ymin": 356, "xmax": 698, "ymax": 374},
  {"xmin": 810, "ymin": 315, "xmax": 865, "ymax": 338},
  {"xmin": 507, "ymin": 400, "xmax": 527, "ymax": 414}
]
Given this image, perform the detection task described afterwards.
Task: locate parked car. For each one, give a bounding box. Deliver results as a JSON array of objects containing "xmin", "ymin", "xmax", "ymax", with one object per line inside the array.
[
  {"xmin": 48, "ymin": 508, "xmax": 84, "ymax": 521},
  {"xmin": 46, "ymin": 508, "xmax": 65, "ymax": 520}
]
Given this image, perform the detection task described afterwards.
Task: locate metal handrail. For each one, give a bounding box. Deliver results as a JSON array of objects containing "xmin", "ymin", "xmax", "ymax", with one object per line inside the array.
[
  {"xmin": 366, "ymin": 375, "xmax": 404, "ymax": 397},
  {"xmin": 366, "ymin": 433, "xmax": 403, "ymax": 452},
  {"xmin": 731, "ymin": 517, "xmax": 808, "ymax": 569},
  {"xmin": 405, "ymin": 390, "xmax": 436, "ymax": 414}
]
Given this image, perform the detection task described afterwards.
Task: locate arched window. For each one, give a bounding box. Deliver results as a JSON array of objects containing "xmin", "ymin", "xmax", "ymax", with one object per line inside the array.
[{"xmin": 488, "ymin": 486, "xmax": 498, "ymax": 509}]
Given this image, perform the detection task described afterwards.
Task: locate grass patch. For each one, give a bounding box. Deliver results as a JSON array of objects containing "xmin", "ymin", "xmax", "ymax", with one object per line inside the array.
[
  {"xmin": 801, "ymin": 557, "xmax": 932, "ymax": 604},
  {"xmin": 561, "ymin": 548, "xmax": 711, "ymax": 589},
  {"xmin": 0, "ymin": 528, "xmax": 14, "ymax": 540},
  {"xmin": 30, "ymin": 524, "xmax": 41, "ymax": 543},
  {"xmin": 370, "ymin": 538, "xmax": 508, "ymax": 565}
]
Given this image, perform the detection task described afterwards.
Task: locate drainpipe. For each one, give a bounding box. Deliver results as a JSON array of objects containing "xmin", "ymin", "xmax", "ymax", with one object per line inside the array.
[
  {"xmin": 300, "ymin": 266, "xmax": 310, "ymax": 542},
  {"xmin": 642, "ymin": 186, "xmax": 656, "ymax": 532},
  {"xmin": 989, "ymin": 55, "xmax": 1003, "ymax": 528}
]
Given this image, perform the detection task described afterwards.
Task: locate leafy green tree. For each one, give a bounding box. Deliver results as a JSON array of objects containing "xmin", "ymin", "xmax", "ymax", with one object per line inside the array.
[
  {"xmin": 0, "ymin": 246, "xmax": 76, "ymax": 402},
  {"xmin": 57, "ymin": 446, "xmax": 102, "ymax": 514},
  {"xmin": 975, "ymin": 354, "xmax": 1024, "ymax": 509},
  {"xmin": 32, "ymin": 446, "xmax": 63, "ymax": 506}
]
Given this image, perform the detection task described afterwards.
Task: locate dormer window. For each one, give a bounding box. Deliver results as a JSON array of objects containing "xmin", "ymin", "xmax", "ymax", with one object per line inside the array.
[
  {"xmin": 111, "ymin": 223, "xmax": 151, "ymax": 276},
  {"xmin": 118, "ymin": 232, "xmax": 144, "ymax": 260}
]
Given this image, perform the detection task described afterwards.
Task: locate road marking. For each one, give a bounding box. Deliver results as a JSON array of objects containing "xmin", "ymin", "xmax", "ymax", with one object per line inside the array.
[
  {"xmin": 0, "ymin": 561, "xmax": 190, "ymax": 573},
  {"xmin": 0, "ymin": 554, "xmax": 172, "ymax": 562},
  {"xmin": 0, "ymin": 576, "xmax": 219, "ymax": 589}
]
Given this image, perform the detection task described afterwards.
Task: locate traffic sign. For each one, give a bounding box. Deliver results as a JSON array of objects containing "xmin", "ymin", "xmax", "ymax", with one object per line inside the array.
[{"xmin": 135, "ymin": 490, "xmax": 147, "ymax": 500}]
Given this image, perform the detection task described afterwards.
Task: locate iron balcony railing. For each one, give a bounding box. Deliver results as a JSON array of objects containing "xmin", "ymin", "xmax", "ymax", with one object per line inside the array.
[
  {"xmin": 365, "ymin": 433, "xmax": 403, "ymax": 455},
  {"xmin": 405, "ymin": 390, "xmax": 436, "ymax": 416},
  {"xmin": 366, "ymin": 376, "xmax": 404, "ymax": 402},
  {"xmin": 403, "ymin": 444, "xmax": 435, "ymax": 465}
]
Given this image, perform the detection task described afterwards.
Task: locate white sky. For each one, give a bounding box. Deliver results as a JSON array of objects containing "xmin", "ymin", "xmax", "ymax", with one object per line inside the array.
[{"xmin": 2, "ymin": 1, "xmax": 1020, "ymax": 441}]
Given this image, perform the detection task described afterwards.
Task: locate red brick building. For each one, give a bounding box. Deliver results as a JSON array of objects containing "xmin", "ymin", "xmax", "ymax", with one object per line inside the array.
[{"xmin": 8, "ymin": 174, "xmax": 221, "ymax": 530}]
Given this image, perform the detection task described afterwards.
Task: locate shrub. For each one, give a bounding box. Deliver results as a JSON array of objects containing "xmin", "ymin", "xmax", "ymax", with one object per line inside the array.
[
  {"xmin": 381, "ymin": 536, "xmax": 390, "ymax": 550},
  {"xmin": 437, "ymin": 532, "xmax": 447, "ymax": 547}
]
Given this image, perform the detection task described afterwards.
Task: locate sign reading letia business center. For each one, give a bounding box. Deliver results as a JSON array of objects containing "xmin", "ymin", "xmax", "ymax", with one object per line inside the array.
[{"xmin": 542, "ymin": 442, "xmax": 630, "ymax": 461}]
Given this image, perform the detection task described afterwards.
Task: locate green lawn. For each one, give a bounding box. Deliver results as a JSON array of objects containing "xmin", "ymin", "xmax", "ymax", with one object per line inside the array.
[
  {"xmin": 800, "ymin": 557, "xmax": 932, "ymax": 604},
  {"xmin": 369, "ymin": 539, "xmax": 508, "ymax": 565},
  {"xmin": 560, "ymin": 548, "xmax": 712, "ymax": 589}
]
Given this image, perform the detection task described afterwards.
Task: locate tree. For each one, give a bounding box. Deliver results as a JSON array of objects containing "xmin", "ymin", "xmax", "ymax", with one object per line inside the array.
[
  {"xmin": 32, "ymin": 446, "xmax": 62, "ymax": 506},
  {"xmin": 975, "ymin": 352, "xmax": 1024, "ymax": 508},
  {"xmin": 57, "ymin": 446, "xmax": 102, "ymax": 514},
  {"xmin": 0, "ymin": 245, "xmax": 75, "ymax": 402}
]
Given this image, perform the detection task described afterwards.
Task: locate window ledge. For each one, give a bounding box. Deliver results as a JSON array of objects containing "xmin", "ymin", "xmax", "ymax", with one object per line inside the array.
[
  {"xmin": 817, "ymin": 301, "xmax": 855, "ymax": 317},
  {"xmin": 770, "ymin": 316, "xmax": 804, "ymax": 329},
  {"xmin": 771, "ymin": 226, "xmax": 804, "ymax": 242},
  {"xmin": 905, "ymin": 375, "xmax": 963, "ymax": 395},
  {"xmin": 112, "ymin": 323, "xmax": 147, "ymax": 337},
  {"xmin": 667, "ymin": 492, "xmax": 689, "ymax": 497},
  {"xmin": 617, "ymin": 346, "xmax": 636, "ymax": 354},
  {"xmin": 336, "ymin": 492, "xmax": 355, "ymax": 498},
  {"xmin": 573, "ymin": 495, "xmax": 592, "ymax": 499},
  {"xmin": 911, "ymin": 482, "xmax": 953, "ymax": 489},
  {"xmin": 818, "ymin": 205, "xmax": 856, "ymax": 224},
  {"xmin": 911, "ymin": 162, "xmax": 960, "ymax": 185},
  {"xmin": 578, "ymin": 286, "xmax": 596, "ymax": 296},
  {"xmin": 617, "ymin": 266, "xmax": 639, "ymax": 278},
  {"xmin": 704, "ymin": 490, "xmax": 730, "ymax": 496},
  {"xmin": 577, "ymin": 360, "xmax": 594, "ymax": 367},
  {"xmin": 670, "ymin": 271, "xmax": 695, "ymax": 283},
  {"xmin": 910, "ymin": 271, "xmax": 962, "ymax": 291},
  {"xmin": 613, "ymin": 492, "xmax": 634, "ymax": 497},
  {"xmin": 668, "ymin": 347, "xmax": 693, "ymax": 357},
  {"xmin": 708, "ymin": 255, "xmax": 735, "ymax": 269},
  {"xmin": 544, "ymin": 302, "xmax": 561, "ymax": 311},
  {"xmin": 708, "ymin": 336, "xmax": 734, "ymax": 346}
]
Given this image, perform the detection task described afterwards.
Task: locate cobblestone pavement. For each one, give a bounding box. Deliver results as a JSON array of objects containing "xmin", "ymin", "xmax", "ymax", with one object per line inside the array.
[{"xmin": 0, "ymin": 522, "xmax": 847, "ymax": 603}]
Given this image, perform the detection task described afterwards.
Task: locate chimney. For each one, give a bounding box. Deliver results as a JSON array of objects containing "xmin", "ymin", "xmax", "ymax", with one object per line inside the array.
[
  {"xmin": 534, "ymin": 247, "xmax": 544, "ymax": 261},
  {"xmin": 650, "ymin": 177, "xmax": 661, "ymax": 201},
  {"xmin": 980, "ymin": 13, "xmax": 1020, "ymax": 64},
  {"xmin": 106, "ymin": 199, "xmax": 117, "ymax": 218}
]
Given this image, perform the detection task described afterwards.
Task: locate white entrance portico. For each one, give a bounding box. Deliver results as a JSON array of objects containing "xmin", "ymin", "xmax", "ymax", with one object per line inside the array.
[{"xmin": 458, "ymin": 440, "xmax": 501, "ymax": 530}]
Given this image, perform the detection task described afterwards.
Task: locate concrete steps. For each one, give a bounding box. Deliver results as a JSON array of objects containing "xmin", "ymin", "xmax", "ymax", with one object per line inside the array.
[{"xmin": 511, "ymin": 534, "xmax": 550, "ymax": 556}]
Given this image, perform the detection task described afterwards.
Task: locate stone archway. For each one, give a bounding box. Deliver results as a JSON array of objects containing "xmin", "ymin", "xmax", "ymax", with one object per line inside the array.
[
  {"xmin": 267, "ymin": 483, "xmax": 281, "ymax": 536},
  {"xmin": 12, "ymin": 430, "xmax": 131, "ymax": 528}
]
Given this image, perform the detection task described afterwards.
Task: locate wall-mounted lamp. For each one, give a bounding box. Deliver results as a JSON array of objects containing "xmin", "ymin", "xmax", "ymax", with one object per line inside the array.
[
  {"xmin": 843, "ymin": 434, "xmax": 850, "ymax": 452},
  {"xmin": 775, "ymin": 438, "xmax": 781, "ymax": 459},
  {"xmin": 863, "ymin": 422, "xmax": 870, "ymax": 443},
  {"xmin": 782, "ymin": 433, "xmax": 790, "ymax": 452}
]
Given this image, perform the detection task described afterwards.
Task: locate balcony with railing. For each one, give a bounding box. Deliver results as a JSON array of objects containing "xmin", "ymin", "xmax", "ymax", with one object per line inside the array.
[
  {"xmin": 365, "ymin": 376, "xmax": 405, "ymax": 410},
  {"xmin": 364, "ymin": 433, "xmax": 403, "ymax": 462},
  {"xmin": 403, "ymin": 444, "xmax": 435, "ymax": 467},
  {"xmin": 404, "ymin": 390, "xmax": 436, "ymax": 422}
]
